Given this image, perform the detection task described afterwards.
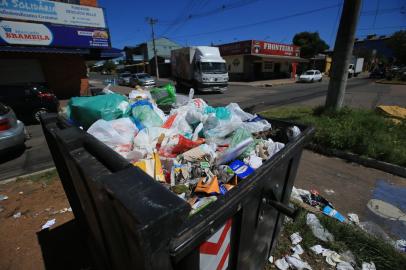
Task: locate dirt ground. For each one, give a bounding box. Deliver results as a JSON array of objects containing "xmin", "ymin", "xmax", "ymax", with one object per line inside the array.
[{"xmin": 0, "ymin": 171, "xmax": 74, "ymax": 270}]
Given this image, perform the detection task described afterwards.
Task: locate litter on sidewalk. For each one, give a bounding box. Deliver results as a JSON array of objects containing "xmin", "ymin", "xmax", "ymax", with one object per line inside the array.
[
  {"xmin": 41, "ymin": 218, "xmax": 56, "ymax": 230},
  {"xmin": 290, "ymin": 232, "xmax": 303, "ymax": 245},
  {"xmin": 63, "ymin": 84, "xmax": 297, "ymax": 215},
  {"xmin": 0, "ymin": 194, "xmax": 8, "ymax": 201},
  {"xmin": 306, "ymin": 213, "xmax": 334, "ymax": 242}
]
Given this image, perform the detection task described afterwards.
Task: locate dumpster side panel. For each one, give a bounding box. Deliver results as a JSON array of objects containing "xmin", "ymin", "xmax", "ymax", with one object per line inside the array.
[
  {"xmin": 99, "ymin": 166, "xmax": 191, "ymax": 269},
  {"xmin": 54, "ymin": 128, "xmax": 113, "ymax": 269}
]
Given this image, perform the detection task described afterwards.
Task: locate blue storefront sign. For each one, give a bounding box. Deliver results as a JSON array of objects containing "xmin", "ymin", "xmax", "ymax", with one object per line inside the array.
[
  {"xmin": 0, "ymin": 20, "xmax": 110, "ymax": 48},
  {"xmin": 0, "ymin": 0, "xmax": 106, "ymax": 28}
]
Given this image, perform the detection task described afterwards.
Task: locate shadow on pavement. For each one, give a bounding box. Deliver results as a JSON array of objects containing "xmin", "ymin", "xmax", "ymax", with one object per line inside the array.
[
  {"xmin": 0, "ymin": 145, "xmax": 26, "ymax": 164},
  {"xmin": 37, "ymin": 219, "xmax": 95, "ymax": 270}
]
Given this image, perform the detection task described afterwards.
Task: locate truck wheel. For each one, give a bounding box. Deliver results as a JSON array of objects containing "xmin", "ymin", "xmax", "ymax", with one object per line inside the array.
[
  {"xmin": 319, "ymin": 78, "xmax": 322, "ymax": 82},
  {"xmin": 311, "ymin": 79, "xmax": 314, "ymax": 83}
]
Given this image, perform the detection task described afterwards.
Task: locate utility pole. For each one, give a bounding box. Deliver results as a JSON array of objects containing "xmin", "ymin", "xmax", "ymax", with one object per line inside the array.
[
  {"xmin": 147, "ymin": 17, "xmax": 159, "ymax": 79},
  {"xmin": 325, "ymin": 0, "xmax": 362, "ymax": 110}
]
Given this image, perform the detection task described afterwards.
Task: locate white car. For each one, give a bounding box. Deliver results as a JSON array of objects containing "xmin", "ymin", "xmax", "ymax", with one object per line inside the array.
[{"xmin": 299, "ymin": 70, "xmax": 323, "ymax": 82}]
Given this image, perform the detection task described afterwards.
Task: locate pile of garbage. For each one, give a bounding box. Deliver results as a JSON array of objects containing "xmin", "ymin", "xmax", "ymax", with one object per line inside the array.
[
  {"xmin": 291, "ymin": 186, "xmax": 406, "ymax": 254},
  {"xmin": 273, "ymin": 214, "xmax": 378, "ymax": 270},
  {"xmin": 64, "ymin": 84, "xmax": 299, "ymax": 215}
]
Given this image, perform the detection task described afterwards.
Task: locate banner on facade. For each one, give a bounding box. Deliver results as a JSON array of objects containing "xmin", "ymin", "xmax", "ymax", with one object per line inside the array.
[
  {"xmin": 252, "ymin": 40, "xmax": 300, "ymax": 57},
  {"xmin": 0, "ymin": 0, "xmax": 106, "ymax": 28},
  {"xmin": 0, "ymin": 20, "xmax": 110, "ymax": 48}
]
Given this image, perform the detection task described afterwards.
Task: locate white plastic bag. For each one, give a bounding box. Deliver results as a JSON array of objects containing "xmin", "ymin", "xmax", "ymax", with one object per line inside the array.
[
  {"xmin": 88, "ymin": 118, "xmax": 137, "ymax": 148},
  {"xmin": 267, "ymin": 138, "xmax": 285, "ymax": 159},
  {"xmin": 88, "ymin": 118, "xmax": 138, "ymax": 159},
  {"xmin": 241, "ymin": 120, "xmax": 272, "ymax": 133},
  {"xmin": 204, "ymin": 114, "xmax": 242, "ymax": 140},
  {"xmin": 129, "ymin": 89, "xmax": 152, "ymax": 100},
  {"xmin": 133, "ymin": 127, "xmax": 174, "ymax": 158},
  {"xmin": 306, "ymin": 213, "xmax": 334, "ymax": 242},
  {"xmin": 226, "ymin": 103, "xmax": 255, "ymax": 121}
]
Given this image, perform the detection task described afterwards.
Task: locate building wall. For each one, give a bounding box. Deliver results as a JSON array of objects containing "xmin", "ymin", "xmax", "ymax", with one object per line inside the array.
[
  {"xmin": 0, "ymin": 53, "xmax": 87, "ymax": 98},
  {"xmin": 41, "ymin": 55, "xmax": 88, "ymax": 98},
  {"xmin": 146, "ymin": 38, "xmax": 181, "ymax": 60}
]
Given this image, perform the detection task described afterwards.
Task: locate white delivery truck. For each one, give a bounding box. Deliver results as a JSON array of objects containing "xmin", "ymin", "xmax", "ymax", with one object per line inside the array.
[
  {"xmin": 171, "ymin": 46, "xmax": 229, "ymax": 92},
  {"xmin": 348, "ymin": 58, "xmax": 364, "ymax": 78}
]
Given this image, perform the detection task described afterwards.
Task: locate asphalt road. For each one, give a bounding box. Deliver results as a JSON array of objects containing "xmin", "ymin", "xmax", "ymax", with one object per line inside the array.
[{"xmin": 1, "ymin": 76, "xmax": 404, "ymax": 180}]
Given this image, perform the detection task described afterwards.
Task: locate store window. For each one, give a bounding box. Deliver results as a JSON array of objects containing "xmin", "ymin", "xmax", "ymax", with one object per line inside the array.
[{"xmin": 263, "ymin": 62, "xmax": 273, "ymax": 71}]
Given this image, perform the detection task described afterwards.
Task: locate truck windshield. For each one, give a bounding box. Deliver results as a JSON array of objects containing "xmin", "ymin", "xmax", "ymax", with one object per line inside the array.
[{"xmin": 200, "ymin": 62, "xmax": 227, "ymax": 74}]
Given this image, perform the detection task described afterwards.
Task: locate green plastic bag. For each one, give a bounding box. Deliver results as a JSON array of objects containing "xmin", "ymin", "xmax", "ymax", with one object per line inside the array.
[
  {"xmin": 229, "ymin": 127, "xmax": 256, "ymax": 158},
  {"xmin": 68, "ymin": 93, "xmax": 129, "ymax": 129},
  {"xmin": 132, "ymin": 105, "xmax": 163, "ymax": 128},
  {"xmin": 150, "ymin": 84, "xmax": 176, "ymax": 106}
]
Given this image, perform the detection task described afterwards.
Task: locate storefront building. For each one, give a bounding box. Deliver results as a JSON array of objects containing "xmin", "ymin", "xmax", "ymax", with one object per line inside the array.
[
  {"xmin": 0, "ymin": 0, "xmax": 119, "ymax": 98},
  {"xmin": 218, "ymin": 40, "xmax": 307, "ymax": 81}
]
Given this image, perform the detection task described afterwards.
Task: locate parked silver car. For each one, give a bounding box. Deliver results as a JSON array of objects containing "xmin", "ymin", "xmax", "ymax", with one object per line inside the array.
[
  {"xmin": 130, "ymin": 73, "xmax": 156, "ymax": 88},
  {"xmin": 117, "ymin": 72, "xmax": 133, "ymax": 86},
  {"xmin": 0, "ymin": 103, "xmax": 25, "ymax": 152}
]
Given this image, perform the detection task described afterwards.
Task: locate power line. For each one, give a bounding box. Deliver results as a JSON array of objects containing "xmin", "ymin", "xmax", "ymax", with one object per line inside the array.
[
  {"xmin": 358, "ymin": 25, "xmax": 406, "ymax": 30},
  {"xmin": 329, "ymin": 0, "xmax": 343, "ymax": 47},
  {"xmin": 159, "ymin": 0, "xmax": 263, "ymax": 36},
  {"xmin": 372, "ymin": 0, "xmax": 380, "ymax": 27},
  {"xmin": 167, "ymin": 3, "xmax": 341, "ymax": 39}
]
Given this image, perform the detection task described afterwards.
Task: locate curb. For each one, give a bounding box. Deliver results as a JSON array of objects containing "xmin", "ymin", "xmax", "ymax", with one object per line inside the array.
[
  {"xmin": 0, "ymin": 167, "xmax": 56, "ymax": 185},
  {"xmin": 375, "ymin": 80, "xmax": 406, "ymax": 85},
  {"xmin": 306, "ymin": 144, "xmax": 406, "ymax": 178}
]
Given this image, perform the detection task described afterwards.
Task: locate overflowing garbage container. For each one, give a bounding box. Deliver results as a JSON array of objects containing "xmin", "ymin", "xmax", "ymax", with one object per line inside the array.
[{"xmin": 41, "ymin": 84, "xmax": 314, "ymax": 270}]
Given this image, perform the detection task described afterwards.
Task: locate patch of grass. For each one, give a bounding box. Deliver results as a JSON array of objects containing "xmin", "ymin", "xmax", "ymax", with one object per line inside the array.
[
  {"xmin": 261, "ymin": 106, "xmax": 406, "ymax": 167},
  {"xmin": 271, "ymin": 210, "xmax": 406, "ymax": 269},
  {"xmin": 16, "ymin": 169, "xmax": 59, "ymax": 185}
]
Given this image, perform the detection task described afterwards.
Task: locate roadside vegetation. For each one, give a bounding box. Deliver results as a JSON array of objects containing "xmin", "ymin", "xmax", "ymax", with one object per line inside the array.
[
  {"xmin": 261, "ymin": 107, "xmax": 406, "ymax": 167},
  {"xmin": 267, "ymin": 210, "xmax": 406, "ymax": 270}
]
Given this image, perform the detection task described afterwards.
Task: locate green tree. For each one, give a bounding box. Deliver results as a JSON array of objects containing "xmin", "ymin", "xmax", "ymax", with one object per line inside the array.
[
  {"xmin": 102, "ymin": 60, "xmax": 116, "ymax": 73},
  {"xmin": 293, "ymin": 32, "xmax": 329, "ymax": 59},
  {"xmin": 386, "ymin": 30, "xmax": 406, "ymax": 64}
]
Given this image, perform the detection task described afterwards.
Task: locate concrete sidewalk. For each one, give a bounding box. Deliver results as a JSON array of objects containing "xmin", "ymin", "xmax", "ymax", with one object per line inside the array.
[
  {"xmin": 228, "ymin": 78, "xmax": 297, "ymax": 87},
  {"xmin": 296, "ymin": 150, "xmax": 406, "ymax": 240}
]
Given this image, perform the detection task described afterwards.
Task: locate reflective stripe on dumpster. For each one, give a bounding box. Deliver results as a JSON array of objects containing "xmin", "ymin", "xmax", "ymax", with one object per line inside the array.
[{"xmin": 199, "ymin": 219, "xmax": 232, "ymax": 270}]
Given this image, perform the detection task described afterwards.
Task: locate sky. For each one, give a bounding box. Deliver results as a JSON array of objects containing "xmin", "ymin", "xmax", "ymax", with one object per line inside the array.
[{"xmin": 99, "ymin": 0, "xmax": 406, "ymax": 49}]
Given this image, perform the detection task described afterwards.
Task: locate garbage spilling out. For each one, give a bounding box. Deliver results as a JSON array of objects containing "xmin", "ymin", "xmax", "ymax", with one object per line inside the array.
[
  {"xmin": 306, "ymin": 213, "xmax": 334, "ymax": 242},
  {"xmin": 41, "ymin": 218, "xmax": 56, "ymax": 230},
  {"xmin": 63, "ymin": 84, "xmax": 298, "ymax": 215},
  {"xmin": 13, "ymin": 212, "xmax": 21, "ymax": 219}
]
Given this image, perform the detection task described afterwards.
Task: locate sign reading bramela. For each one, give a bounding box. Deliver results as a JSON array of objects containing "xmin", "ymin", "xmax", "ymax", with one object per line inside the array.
[
  {"xmin": 0, "ymin": 0, "xmax": 106, "ymax": 28},
  {"xmin": 0, "ymin": 20, "xmax": 110, "ymax": 48}
]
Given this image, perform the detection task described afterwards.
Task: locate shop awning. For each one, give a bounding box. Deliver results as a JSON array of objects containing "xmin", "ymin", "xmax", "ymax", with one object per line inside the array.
[
  {"xmin": 0, "ymin": 45, "xmax": 90, "ymax": 54},
  {"xmin": 0, "ymin": 45, "xmax": 122, "ymax": 60},
  {"xmin": 99, "ymin": 47, "xmax": 122, "ymax": 59},
  {"xmin": 254, "ymin": 54, "xmax": 309, "ymax": 62}
]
